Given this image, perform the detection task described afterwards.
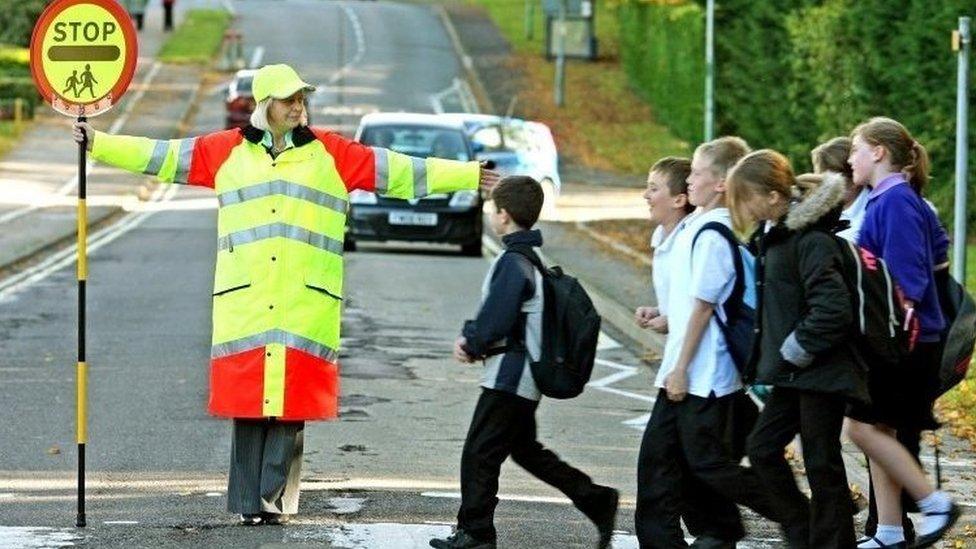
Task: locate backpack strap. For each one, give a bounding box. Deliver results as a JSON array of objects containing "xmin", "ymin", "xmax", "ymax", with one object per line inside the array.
[
  {"xmin": 692, "ymin": 221, "xmax": 745, "ymax": 312},
  {"xmin": 482, "ymin": 244, "xmax": 543, "ymax": 357},
  {"xmin": 505, "ymin": 244, "xmax": 546, "ymax": 275}
]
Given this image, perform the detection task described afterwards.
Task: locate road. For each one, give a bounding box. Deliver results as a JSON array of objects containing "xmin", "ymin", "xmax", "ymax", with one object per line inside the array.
[{"xmin": 0, "ymin": 1, "xmax": 783, "ymax": 547}]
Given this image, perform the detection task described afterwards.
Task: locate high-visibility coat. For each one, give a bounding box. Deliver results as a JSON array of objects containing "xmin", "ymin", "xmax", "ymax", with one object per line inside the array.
[{"xmin": 91, "ymin": 124, "xmax": 481, "ymax": 421}]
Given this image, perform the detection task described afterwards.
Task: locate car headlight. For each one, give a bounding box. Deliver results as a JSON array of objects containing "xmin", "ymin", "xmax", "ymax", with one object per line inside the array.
[
  {"xmin": 349, "ymin": 190, "xmax": 377, "ymax": 205},
  {"xmin": 449, "ymin": 190, "xmax": 479, "ymax": 208}
]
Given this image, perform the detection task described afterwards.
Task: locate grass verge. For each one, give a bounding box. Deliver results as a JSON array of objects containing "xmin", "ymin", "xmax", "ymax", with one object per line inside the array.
[
  {"xmin": 0, "ymin": 121, "xmax": 26, "ymax": 158},
  {"xmin": 158, "ymin": 9, "xmax": 233, "ymax": 64},
  {"xmin": 428, "ymin": 0, "xmax": 690, "ymax": 175}
]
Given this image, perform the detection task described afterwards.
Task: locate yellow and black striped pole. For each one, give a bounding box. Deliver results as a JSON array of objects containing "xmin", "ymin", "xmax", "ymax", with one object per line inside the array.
[{"xmin": 76, "ymin": 115, "xmax": 88, "ymax": 528}]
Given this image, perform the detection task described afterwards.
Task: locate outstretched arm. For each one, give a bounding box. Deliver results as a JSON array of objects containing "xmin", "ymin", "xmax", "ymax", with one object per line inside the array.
[
  {"xmin": 311, "ymin": 129, "xmax": 498, "ymax": 198},
  {"xmin": 72, "ymin": 121, "xmax": 239, "ymax": 188}
]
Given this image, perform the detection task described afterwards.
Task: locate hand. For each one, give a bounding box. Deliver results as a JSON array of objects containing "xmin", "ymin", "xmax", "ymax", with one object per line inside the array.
[
  {"xmin": 665, "ymin": 368, "xmax": 688, "ymax": 402},
  {"xmin": 478, "ymin": 166, "xmax": 500, "ymax": 194},
  {"xmin": 648, "ymin": 314, "xmax": 668, "ymax": 334},
  {"xmin": 453, "ymin": 336, "xmax": 474, "ymax": 364},
  {"xmin": 72, "ymin": 122, "xmax": 94, "ymax": 152},
  {"xmin": 634, "ymin": 306, "xmax": 660, "ymax": 328}
]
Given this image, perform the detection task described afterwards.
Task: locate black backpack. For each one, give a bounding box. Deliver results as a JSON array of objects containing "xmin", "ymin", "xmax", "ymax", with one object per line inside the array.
[
  {"xmin": 826, "ymin": 236, "xmax": 919, "ymax": 368},
  {"xmin": 935, "ymin": 270, "xmax": 975, "ymax": 396},
  {"xmin": 506, "ymin": 246, "xmax": 601, "ymax": 399},
  {"xmin": 691, "ymin": 222, "xmax": 758, "ymax": 378}
]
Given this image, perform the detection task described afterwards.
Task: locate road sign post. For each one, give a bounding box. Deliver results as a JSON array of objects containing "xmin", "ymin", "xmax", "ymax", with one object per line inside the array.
[{"xmin": 29, "ymin": 0, "xmax": 137, "ymax": 528}]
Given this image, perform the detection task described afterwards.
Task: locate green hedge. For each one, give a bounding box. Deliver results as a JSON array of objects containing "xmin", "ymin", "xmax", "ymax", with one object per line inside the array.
[
  {"xmin": 617, "ymin": 1, "xmax": 704, "ymax": 144},
  {"xmin": 617, "ymin": 0, "xmax": 976, "ymax": 225}
]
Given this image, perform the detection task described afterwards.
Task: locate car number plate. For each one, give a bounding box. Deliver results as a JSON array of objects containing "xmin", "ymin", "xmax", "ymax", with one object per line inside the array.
[{"xmin": 388, "ymin": 212, "xmax": 438, "ymax": 226}]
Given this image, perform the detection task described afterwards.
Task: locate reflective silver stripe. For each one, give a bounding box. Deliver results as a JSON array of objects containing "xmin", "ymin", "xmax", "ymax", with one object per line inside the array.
[
  {"xmin": 217, "ymin": 180, "xmax": 347, "ymax": 213},
  {"xmin": 217, "ymin": 222, "xmax": 344, "ymax": 256},
  {"xmin": 144, "ymin": 140, "xmax": 168, "ymax": 176},
  {"xmin": 173, "ymin": 137, "xmax": 196, "ymax": 184},
  {"xmin": 411, "ymin": 156, "xmax": 428, "ymax": 197},
  {"xmin": 211, "ymin": 329, "xmax": 339, "ymax": 363},
  {"xmin": 372, "ymin": 147, "xmax": 389, "ymax": 194}
]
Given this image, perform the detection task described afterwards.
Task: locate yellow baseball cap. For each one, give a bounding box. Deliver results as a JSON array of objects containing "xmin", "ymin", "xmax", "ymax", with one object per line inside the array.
[{"xmin": 252, "ymin": 64, "xmax": 315, "ymax": 103}]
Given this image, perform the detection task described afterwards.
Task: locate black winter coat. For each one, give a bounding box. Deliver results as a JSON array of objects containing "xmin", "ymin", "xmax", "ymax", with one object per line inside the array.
[{"xmin": 748, "ymin": 174, "xmax": 869, "ymax": 403}]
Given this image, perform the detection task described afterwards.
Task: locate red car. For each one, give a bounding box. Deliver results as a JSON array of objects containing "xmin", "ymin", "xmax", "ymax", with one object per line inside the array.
[{"xmin": 224, "ymin": 69, "xmax": 257, "ymax": 129}]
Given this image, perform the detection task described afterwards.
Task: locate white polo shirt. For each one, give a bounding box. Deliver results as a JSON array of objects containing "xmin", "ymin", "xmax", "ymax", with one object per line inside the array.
[
  {"xmin": 655, "ymin": 207, "xmax": 742, "ymax": 398},
  {"xmin": 650, "ymin": 217, "xmax": 690, "ymax": 316}
]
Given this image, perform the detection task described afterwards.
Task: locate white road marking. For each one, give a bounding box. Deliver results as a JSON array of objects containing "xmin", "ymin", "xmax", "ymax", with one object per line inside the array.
[
  {"xmin": 320, "ymin": 2, "xmax": 367, "ymax": 88},
  {"xmin": 327, "ymin": 496, "xmax": 367, "ymax": 514},
  {"xmin": 0, "ymin": 184, "xmax": 177, "ymax": 303},
  {"xmin": 0, "ymin": 61, "xmax": 162, "ymax": 227},
  {"xmin": 422, "ymin": 491, "xmax": 572, "ymax": 505},
  {"xmin": 0, "ymin": 527, "xmax": 80, "ymax": 548}
]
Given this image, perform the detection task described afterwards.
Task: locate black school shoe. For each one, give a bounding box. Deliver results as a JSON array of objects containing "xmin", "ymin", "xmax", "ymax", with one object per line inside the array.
[
  {"xmin": 590, "ymin": 488, "xmax": 620, "ymax": 549},
  {"xmin": 261, "ymin": 512, "xmax": 292, "ymax": 525},
  {"xmin": 429, "ymin": 529, "xmax": 497, "ymax": 549},
  {"xmin": 690, "ymin": 536, "xmax": 737, "ymax": 549},
  {"xmin": 239, "ymin": 513, "xmax": 263, "ymax": 526},
  {"xmin": 912, "ymin": 502, "xmax": 961, "ymax": 548},
  {"xmin": 857, "ymin": 537, "xmax": 907, "ymax": 549}
]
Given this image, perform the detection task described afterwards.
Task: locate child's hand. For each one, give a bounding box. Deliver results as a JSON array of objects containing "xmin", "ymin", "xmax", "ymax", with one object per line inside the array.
[
  {"xmin": 453, "ymin": 336, "xmax": 475, "ymax": 364},
  {"xmin": 665, "ymin": 368, "xmax": 688, "ymax": 402},
  {"xmin": 634, "ymin": 306, "xmax": 660, "ymax": 328},
  {"xmin": 648, "ymin": 314, "xmax": 668, "ymax": 334}
]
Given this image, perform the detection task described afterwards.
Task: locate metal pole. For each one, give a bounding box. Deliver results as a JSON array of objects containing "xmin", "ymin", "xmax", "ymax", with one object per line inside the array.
[
  {"xmin": 554, "ymin": 0, "xmax": 566, "ymax": 107},
  {"xmin": 76, "ymin": 114, "xmax": 88, "ymax": 529},
  {"xmin": 953, "ymin": 17, "xmax": 971, "ymax": 285},
  {"xmin": 704, "ymin": 0, "xmax": 715, "ymax": 141},
  {"xmin": 338, "ymin": 6, "xmax": 345, "ymax": 108}
]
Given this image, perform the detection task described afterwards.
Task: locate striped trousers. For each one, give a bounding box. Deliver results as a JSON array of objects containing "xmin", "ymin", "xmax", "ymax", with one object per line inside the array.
[{"xmin": 227, "ymin": 418, "xmax": 305, "ymax": 515}]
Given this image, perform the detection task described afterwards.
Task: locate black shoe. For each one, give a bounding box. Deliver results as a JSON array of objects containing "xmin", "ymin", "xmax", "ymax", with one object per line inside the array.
[
  {"xmin": 261, "ymin": 512, "xmax": 291, "ymax": 525},
  {"xmin": 239, "ymin": 513, "xmax": 263, "ymax": 526},
  {"xmin": 429, "ymin": 529, "xmax": 496, "ymax": 549},
  {"xmin": 912, "ymin": 502, "xmax": 961, "ymax": 548},
  {"xmin": 857, "ymin": 536, "xmax": 907, "ymax": 549},
  {"xmin": 591, "ymin": 488, "xmax": 619, "ymax": 549},
  {"xmin": 690, "ymin": 536, "xmax": 737, "ymax": 548}
]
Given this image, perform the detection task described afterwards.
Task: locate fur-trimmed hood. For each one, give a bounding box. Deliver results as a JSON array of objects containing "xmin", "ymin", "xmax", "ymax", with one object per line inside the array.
[{"xmin": 784, "ymin": 172, "xmax": 847, "ymax": 231}]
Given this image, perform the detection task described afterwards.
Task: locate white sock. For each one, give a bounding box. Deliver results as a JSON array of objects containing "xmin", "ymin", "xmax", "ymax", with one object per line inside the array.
[
  {"xmin": 857, "ymin": 525, "xmax": 904, "ymax": 547},
  {"xmin": 917, "ymin": 490, "xmax": 954, "ymax": 536}
]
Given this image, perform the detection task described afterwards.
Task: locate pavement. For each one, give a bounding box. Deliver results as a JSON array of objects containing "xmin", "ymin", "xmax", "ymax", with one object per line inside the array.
[{"xmin": 0, "ymin": 1, "xmax": 972, "ymax": 548}]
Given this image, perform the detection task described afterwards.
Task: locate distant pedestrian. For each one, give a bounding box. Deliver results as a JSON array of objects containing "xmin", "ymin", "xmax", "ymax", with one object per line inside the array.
[
  {"xmin": 844, "ymin": 117, "xmax": 958, "ymax": 549},
  {"xmin": 163, "ymin": 0, "xmax": 175, "ymax": 31},
  {"xmin": 729, "ymin": 150, "xmax": 866, "ymax": 549},
  {"xmin": 71, "ymin": 63, "xmax": 498, "ymax": 526},
  {"xmin": 123, "ymin": 0, "xmax": 148, "ymax": 31},
  {"xmin": 430, "ymin": 176, "xmax": 619, "ymax": 549}
]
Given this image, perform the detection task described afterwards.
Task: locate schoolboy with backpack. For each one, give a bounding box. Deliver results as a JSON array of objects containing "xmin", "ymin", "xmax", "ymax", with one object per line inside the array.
[{"xmin": 430, "ymin": 176, "xmax": 618, "ymax": 549}]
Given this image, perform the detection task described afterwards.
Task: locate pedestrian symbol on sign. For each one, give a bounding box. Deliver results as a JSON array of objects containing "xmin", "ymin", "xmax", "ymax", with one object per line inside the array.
[{"xmin": 62, "ymin": 64, "xmax": 98, "ymax": 99}]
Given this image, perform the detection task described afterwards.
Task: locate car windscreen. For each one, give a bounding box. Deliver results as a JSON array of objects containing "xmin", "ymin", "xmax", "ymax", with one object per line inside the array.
[
  {"xmin": 235, "ymin": 76, "xmax": 254, "ymax": 95},
  {"xmin": 469, "ymin": 121, "xmax": 535, "ymax": 154},
  {"xmin": 360, "ymin": 126, "xmax": 471, "ymax": 161}
]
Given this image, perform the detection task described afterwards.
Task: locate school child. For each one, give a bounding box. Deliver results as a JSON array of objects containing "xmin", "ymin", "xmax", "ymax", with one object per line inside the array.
[
  {"xmin": 635, "ymin": 137, "xmax": 782, "ymax": 549},
  {"xmin": 430, "ymin": 176, "xmax": 619, "ymax": 549},
  {"xmin": 844, "ymin": 117, "xmax": 958, "ymax": 549},
  {"xmin": 726, "ymin": 150, "xmax": 866, "ymax": 549},
  {"xmin": 635, "ymin": 157, "xmax": 694, "ymax": 335},
  {"xmin": 811, "ymin": 137, "xmax": 868, "ymax": 242}
]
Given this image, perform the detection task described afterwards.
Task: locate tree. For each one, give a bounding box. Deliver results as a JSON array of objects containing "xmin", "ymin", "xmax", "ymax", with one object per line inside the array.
[{"xmin": 0, "ymin": 0, "xmax": 51, "ymax": 48}]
